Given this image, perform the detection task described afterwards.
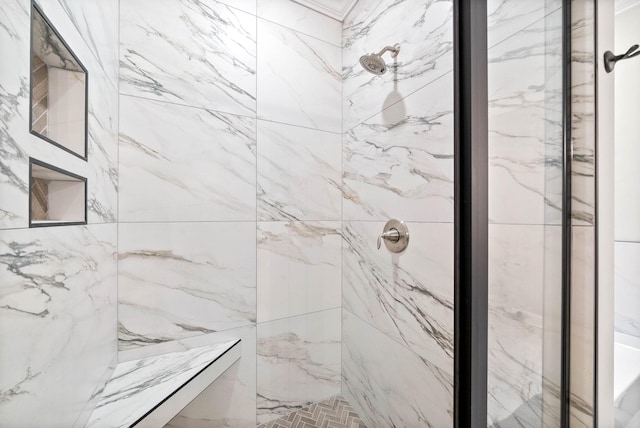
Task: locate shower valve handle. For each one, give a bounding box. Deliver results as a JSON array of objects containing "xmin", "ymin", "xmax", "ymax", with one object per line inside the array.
[
  {"xmin": 376, "ymin": 219, "xmax": 410, "ymax": 253},
  {"xmin": 377, "ymin": 229, "xmax": 400, "ymax": 249}
]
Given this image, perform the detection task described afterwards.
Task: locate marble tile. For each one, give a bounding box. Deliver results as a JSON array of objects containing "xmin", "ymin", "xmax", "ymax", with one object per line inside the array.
[
  {"xmin": 487, "ymin": 0, "xmax": 561, "ymax": 48},
  {"xmin": 257, "ymin": 121, "xmax": 341, "ymax": 221},
  {"xmin": 118, "ymin": 222, "xmax": 256, "ymax": 351},
  {"xmin": 570, "ymin": 226, "xmax": 596, "ymax": 427},
  {"xmin": 257, "ymin": 0, "xmax": 342, "ymax": 46},
  {"xmin": 343, "ymin": 221, "xmax": 454, "ymax": 371},
  {"xmin": 0, "ymin": 224, "xmax": 117, "ymax": 427},
  {"xmin": 165, "ymin": 326, "xmax": 258, "ymax": 428},
  {"xmin": 257, "ymin": 19, "xmax": 341, "ymax": 133},
  {"xmin": 37, "ymin": 0, "xmax": 119, "ymax": 89},
  {"xmin": 488, "ymin": 224, "xmax": 552, "ymax": 426},
  {"xmin": 343, "ymin": 73, "xmax": 454, "ymax": 222},
  {"xmin": 488, "ymin": 10, "xmax": 563, "ymax": 225},
  {"xmin": 88, "ymin": 340, "xmax": 239, "ymax": 428},
  {"xmin": 615, "ymin": 242, "xmax": 640, "ymax": 339},
  {"xmin": 342, "ymin": 310, "xmax": 453, "ymax": 427},
  {"xmin": 119, "ymin": 95, "xmax": 256, "ymax": 222},
  {"xmin": 120, "ymin": 0, "xmax": 257, "ymax": 116},
  {"xmin": 342, "ymin": 0, "xmax": 453, "ymax": 130},
  {"xmin": 258, "ymin": 395, "xmax": 367, "ymax": 428},
  {"xmin": 257, "ymin": 221, "xmax": 341, "ymax": 323},
  {"xmin": 571, "ymin": 0, "xmax": 596, "ymax": 226},
  {"xmin": 215, "ymin": 0, "xmax": 256, "ymax": 14},
  {"xmin": 257, "ymin": 309, "xmax": 341, "ymax": 425},
  {"xmin": 0, "ymin": 0, "xmax": 31, "ymax": 229}
]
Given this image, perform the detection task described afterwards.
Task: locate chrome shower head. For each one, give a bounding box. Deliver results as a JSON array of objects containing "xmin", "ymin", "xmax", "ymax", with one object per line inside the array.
[{"xmin": 359, "ymin": 45, "xmax": 400, "ymax": 75}]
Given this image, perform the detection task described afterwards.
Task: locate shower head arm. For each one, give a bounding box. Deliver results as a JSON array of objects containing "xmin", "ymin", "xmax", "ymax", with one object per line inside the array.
[{"xmin": 377, "ymin": 45, "xmax": 400, "ymax": 59}]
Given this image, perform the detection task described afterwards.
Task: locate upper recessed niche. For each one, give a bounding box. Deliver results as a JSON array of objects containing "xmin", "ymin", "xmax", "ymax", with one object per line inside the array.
[{"xmin": 30, "ymin": 4, "xmax": 88, "ymax": 160}]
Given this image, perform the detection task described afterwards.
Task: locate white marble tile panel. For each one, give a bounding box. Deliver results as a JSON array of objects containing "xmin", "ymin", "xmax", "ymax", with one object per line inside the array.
[
  {"xmin": 0, "ymin": 0, "xmax": 31, "ymax": 229},
  {"xmin": 570, "ymin": 226, "xmax": 596, "ymax": 426},
  {"xmin": 343, "ymin": 73, "xmax": 454, "ymax": 222},
  {"xmin": 256, "ymin": 309, "xmax": 341, "ymax": 424},
  {"xmin": 257, "ymin": 221, "xmax": 341, "ymax": 322},
  {"xmin": 343, "ymin": 0, "xmax": 453, "ymax": 129},
  {"xmin": 118, "ymin": 222, "xmax": 256, "ymax": 351},
  {"xmin": 615, "ymin": 242, "xmax": 640, "ymax": 338},
  {"xmin": 120, "ymin": 0, "xmax": 257, "ymax": 116},
  {"xmin": 257, "ymin": 0, "xmax": 342, "ymax": 46},
  {"xmin": 488, "ymin": 10, "xmax": 563, "ymax": 225},
  {"xmin": 488, "ymin": 224, "xmax": 551, "ymax": 426},
  {"xmin": 487, "ymin": 0, "xmax": 561, "ymax": 49},
  {"xmin": 216, "ymin": 0, "xmax": 256, "ymax": 14},
  {"xmin": 343, "ymin": 221, "xmax": 453, "ymax": 371},
  {"xmin": 257, "ymin": 19, "xmax": 341, "ymax": 133},
  {"xmin": 342, "ymin": 310, "xmax": 453, "ymax": 427},
  {"xmin": 164, "ymin": 326, "xmax": 258, "ymax": 428},
  {"xmin": 258, "ymin": 120, "xmax": 341, "ymax": 221},
  {"xmin": 0, "ymin": 224, "xmax": 117, "ymax": 427},
  {"xmin": 119, "ymin": 95, "xmax": 256, "ymax": 222}
]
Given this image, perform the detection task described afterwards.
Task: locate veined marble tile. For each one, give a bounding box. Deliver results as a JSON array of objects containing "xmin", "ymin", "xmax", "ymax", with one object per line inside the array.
[
  {"xmin": 118, "ymin": 222, "xmax": 256, "ymax": 351},
  {"xmin": 211, "ymin": 0, "xmax": 257, "ymax": 15},
  {"xmin": 165, "ymin": 326, "xmax": 258, "ymax": 428},
  {"xmin": 119, "ymin": 95, "xmax": 256, "ymax": 222},
  {"xmin": 257, "ymin": 0, "xmax": 341, "ymax": 46},
  {"xmin": 0, "ymin": 224, "xmax": 117, "ymax": 427},
  {"xmin": 488, "ymin": 10, "xmax": 563, "ymax": 226},
  {"xmin": 257, "ymin": 19, "xmax": 341, "ymax": 133},
  {"xmin": 257, "ymin": 121, "xmax": 341, "ymax": 221},
  {"xmin": 342, "ymin": 310, "xmax": 454, "ymax": 427},
  {"xmin": 36, "ymin": 0, "xmax": 118, "ymax": 89},
  {"xmin": 343, "ymin": 221, "xmax": 454, "ymax": 372},
  {"xmin": 570, "ymin": 0, "xmax": 596, "ymax": 226},
  {"xmin": 257, "ymin": 221, "xmax": 341, "ymax": 323},
  {"xmin": 343, "ymin": 73, "xmax": 454, "ymax": 222},
  {"xmin": 0, "ymin": 0, "xmax": 30, "ymax": 229},
  {"xmin": 615, "ymin": 242, "xmax": 640, "ymax": 339},
  {"xmin": 120, "ymin": 0, "xmax": 256, "ymax": 116},
  {"xmin": 487, "ymin": 0, "xmax": 561, "ymax": 49},
  {"xmin": 256, "ymin": 309, "xmax": 341, "ymax": 424},
  {"xmin": 342, "ymin": 0, "xmax": 453, "ymax": 130},
  {"xmin": 570, "ymin": 226, "xmax": 596, "ymax": 427},
  {"xmin": 488, "ymin": 224, "xmax": 551, "ymax": 426}
]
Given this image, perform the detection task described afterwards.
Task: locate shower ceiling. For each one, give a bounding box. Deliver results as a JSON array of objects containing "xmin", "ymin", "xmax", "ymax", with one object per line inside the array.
[{"xmin": 291, "ymin": 0, "xmax": 358, "ymax": 20}]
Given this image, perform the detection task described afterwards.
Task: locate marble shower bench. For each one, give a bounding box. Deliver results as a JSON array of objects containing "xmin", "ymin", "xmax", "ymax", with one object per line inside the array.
[{"xmin": 87, "ymin": 339, "xmax": 241, "ymax": 428}]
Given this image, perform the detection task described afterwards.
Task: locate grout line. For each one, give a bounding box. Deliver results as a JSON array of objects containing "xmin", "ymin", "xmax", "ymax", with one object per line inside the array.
[{"xmin": 256, "ymin": 306, "xmax": 342, "ymax": 326}]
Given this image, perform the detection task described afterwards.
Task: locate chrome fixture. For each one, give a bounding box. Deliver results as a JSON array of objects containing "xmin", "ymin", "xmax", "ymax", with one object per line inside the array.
[
  {"xmin": 377, "ymin": 219, "xmax": 409, "ymax": 253},
  {"xmin": 359, "ymin": 44, "xmax": 400, "ymax": 75}
]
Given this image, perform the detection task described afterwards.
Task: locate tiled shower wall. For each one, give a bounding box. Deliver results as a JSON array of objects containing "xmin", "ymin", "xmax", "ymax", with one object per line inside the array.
[
  {"xmin": 116, "ymin": 0, "xmax": 342, "ymax": 426},
  {"xmin": 0, "ymin": 0, "xmax": 119, "ymax": 426},
  {"xmin": 341, "ymin": 0, "xmax": 455, "ymax": 426}
]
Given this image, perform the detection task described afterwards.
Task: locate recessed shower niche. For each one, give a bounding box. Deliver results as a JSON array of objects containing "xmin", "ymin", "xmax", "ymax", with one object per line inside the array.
[
  {"xmin": 30, "ymin": 158, "xmax": 87, "ymax": 227},
  {"xmin": 30, "ymin": 3, "xmax": 88, "ymax": 159}
]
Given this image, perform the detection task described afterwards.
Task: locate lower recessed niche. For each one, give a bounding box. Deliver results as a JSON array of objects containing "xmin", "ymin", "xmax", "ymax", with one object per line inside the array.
[{"xmin": 29, "ymin": 158, "xmax": 86, "ymax": 227}]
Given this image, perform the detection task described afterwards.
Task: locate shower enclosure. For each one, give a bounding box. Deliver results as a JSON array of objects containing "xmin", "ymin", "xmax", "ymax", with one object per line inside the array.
[{"xmin": 0, "ymin": 0, "xmax": 603, "ymax": 426}]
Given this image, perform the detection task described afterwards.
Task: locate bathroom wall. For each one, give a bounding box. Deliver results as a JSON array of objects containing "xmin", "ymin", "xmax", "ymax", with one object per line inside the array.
[
  {"xmin": 116, "ymin": 0, "xmax": 342, "ymax": 426},
  {"xmin": 614, "ymin": 1, "xmax": 640, "ymax": 342},
  {"xmin": 341, "ymin": 0, "xmax": 455, "ymax": 425},
  {"xmin": 0, "ymin": 0, "xmax": 119, "ymax": 426},
  {"xmin": 486, "ymin": 1, "xmax": 564, "ymax": 426}
]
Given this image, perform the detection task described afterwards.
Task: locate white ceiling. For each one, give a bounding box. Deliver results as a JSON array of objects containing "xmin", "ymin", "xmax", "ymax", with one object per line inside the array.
[{"xmin": 291, "ymin": 0, "xmax": 359, "ymax": 21}]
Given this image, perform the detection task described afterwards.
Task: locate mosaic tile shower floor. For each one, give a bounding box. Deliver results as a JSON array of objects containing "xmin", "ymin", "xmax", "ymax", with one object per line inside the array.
[{"xmin": 257, "ymin": 395, "xmax": 367, "ymax": 428}]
